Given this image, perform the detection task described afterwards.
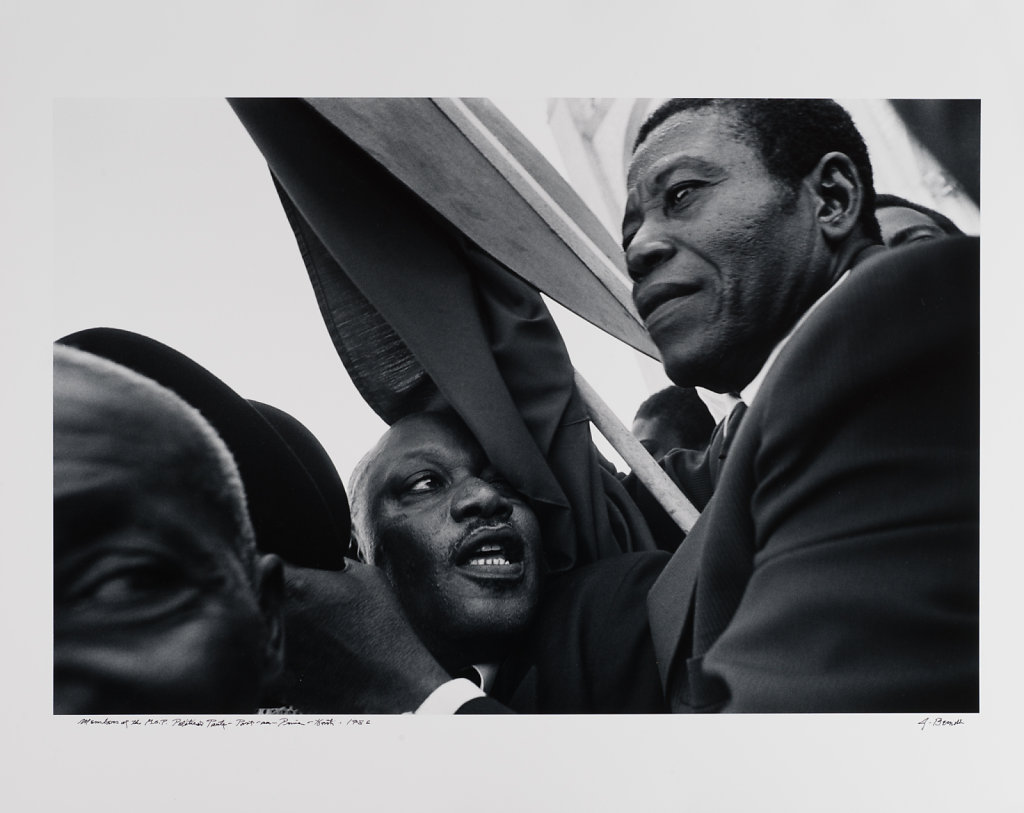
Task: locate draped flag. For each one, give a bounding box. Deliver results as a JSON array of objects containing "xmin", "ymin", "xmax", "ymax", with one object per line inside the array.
[{"xmin": 229, "ymin": 98, "xmax": 658, "ymax": 571}]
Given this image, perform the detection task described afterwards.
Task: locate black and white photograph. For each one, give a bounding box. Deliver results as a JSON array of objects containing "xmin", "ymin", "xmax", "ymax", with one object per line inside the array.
[
  {"xmin": 5, "ymin": 3, "xmax": 1021, "ymax": 811},
  {"xmin": 52, "ymin": 95, "xmax": 981, "ymax": 715}
]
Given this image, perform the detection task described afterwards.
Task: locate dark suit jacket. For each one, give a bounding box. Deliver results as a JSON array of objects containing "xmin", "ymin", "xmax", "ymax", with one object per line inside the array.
[
  {"xmin": 457, "ymin": 551, "xmax": 670, "ymax": 713},
  {"xmin": 647, "ymin": 237, "xmax": 980, "ymax": 713}
]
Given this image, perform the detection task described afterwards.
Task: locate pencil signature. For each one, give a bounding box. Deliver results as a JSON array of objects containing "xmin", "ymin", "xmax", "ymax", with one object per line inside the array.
[{"xmin": 917, "ymin": 716, "xmax": 965, "ymax": 731}]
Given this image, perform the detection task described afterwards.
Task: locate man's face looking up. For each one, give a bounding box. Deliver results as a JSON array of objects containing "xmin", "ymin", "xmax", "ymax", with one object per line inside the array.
[{"xmin": 356, "ymin": 412, "xmax": 542, "ymax": 668}]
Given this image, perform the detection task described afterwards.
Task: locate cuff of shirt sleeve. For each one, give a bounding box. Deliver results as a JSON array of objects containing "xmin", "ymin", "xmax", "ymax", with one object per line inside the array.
[{"xmin": 414, "ymin": 678, "xmax": 485, "ymax": 714}]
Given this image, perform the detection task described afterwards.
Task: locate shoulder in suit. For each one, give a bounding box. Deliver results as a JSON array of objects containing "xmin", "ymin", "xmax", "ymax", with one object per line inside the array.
[
  {"xmin": 649, "ymin": 236, "xmax": 979, "ymax": 713},
  {"xmin": 458, "ymin": 551, "xmax": 670, "ymax": 714}
]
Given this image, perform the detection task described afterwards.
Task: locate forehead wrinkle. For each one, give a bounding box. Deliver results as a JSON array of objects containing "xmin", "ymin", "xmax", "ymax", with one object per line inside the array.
[
  {"xmin": 629, "ymin": 148, "xmax": 729, "ymax": 194},
  {"xmin": 629, "ymin": 104, "xmax": 746, "ymax": 184},
  {"xmin": 650, "ymin": 155, "xmax": 721, "ymax": 188},
  {"xmin": 383, "ymin": 416, "xmax": 485, "ymax": 467},
  {"xmin": 385, "ymin": 445, "xmax": 470, "ymax": 476}
]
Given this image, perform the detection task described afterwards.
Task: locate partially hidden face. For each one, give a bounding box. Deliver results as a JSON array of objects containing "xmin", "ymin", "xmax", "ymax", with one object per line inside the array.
[
  {"xmin": 876, "ymin": 205, "xmax": 949, "ymax": 248},
  {"xmin": 622, "ymin": 107, "xmax": 828, "ymax": 393},
  {"xmin": 360, "ymin": 413, "xmax": 542, "ymax": 666},
  {"xmin": 631, "ymin": 415, "xmax": 674, "ymax": 461},
  {"xmin": 54, "ymin": 359, "xmax": 269, "ymax": 714}
]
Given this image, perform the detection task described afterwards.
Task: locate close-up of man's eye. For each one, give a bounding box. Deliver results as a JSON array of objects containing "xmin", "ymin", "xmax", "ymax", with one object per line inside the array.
[
  {"xmin": 90, "ymin": 566, "xmax": 179, "ymax": 604},
  {"xmin": 904, "ymin": 228, "xmax": 943, "ymax": 245},
  {"xmin": 404, "ymin": 472, "xmax": 444, "ymax": 494},
  {"xmin": 665, "ymin": 183, "xmax": 695, "ymax": 210},
  {"xmin": 66, "ymin": 553, "xmax": 188, "ymax": 608}
]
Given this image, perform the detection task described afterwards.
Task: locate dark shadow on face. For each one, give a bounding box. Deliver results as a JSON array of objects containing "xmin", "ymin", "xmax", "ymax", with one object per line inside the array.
[
  {"xmin": 359, "ymin": 412, "xmax": 543, "ymax": 670},
  {"xmin": 631, "ymin": 416, "xmax": 673, "ymax": 461},
  {"xmin": 53, "ymin": 352, "xmax": 274, "ymax": 714}
]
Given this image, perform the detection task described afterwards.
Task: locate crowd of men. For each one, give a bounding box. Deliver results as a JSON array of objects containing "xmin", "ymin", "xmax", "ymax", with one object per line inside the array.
[{"xmin": 54, "ymin": 98, "xmax": 978, "ymax": 715}]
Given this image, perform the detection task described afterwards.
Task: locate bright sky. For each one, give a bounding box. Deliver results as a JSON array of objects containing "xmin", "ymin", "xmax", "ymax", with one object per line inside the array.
[
  {"xmin": 52, "ymin": 98, "xmax": 668, "ymax": 481},
  {"xmin": 51, "ymin": 96, "xmax": 982, "ymax": 482}
]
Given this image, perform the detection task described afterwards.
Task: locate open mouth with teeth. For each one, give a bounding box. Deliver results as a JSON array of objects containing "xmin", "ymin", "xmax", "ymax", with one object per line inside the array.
[
  {"xmin": 464, "ymin": 542, "xmax": 515, "ymax": 567},
  {"xmin": 454, "ymin": 528, "xmax": 526, "ymax": 582}
]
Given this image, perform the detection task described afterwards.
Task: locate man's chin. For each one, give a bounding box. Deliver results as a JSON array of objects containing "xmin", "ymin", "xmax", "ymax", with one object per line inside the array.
[
  {"xmin": 447, "ymin": 617, "xmax": 535, "ymax": 667},
  {"xmin": 404, "ymin": 568, "xmax": 542, "ymax": 669},
  {"xmin": 663, "ymin": 347, "xmax": 748, "ymax": 395},
  {"xmin": 423, "ymin": 596, "xmax": 539, "ymax": 667},
  {"xmin": 458, "ymin": 592, "xmax": 539, "ymax": 630}
]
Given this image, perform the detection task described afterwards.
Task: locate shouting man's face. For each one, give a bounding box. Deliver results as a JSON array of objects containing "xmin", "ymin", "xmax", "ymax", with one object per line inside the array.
[{"xmin": 354, "ymin": 412, "xmax": 542, "ymax": 668}]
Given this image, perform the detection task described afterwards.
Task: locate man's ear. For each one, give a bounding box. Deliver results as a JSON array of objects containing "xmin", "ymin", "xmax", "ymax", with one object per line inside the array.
[
  {"xmin": 809, "ymin": 151, "xmax": 864, "ymax": 243},
  {"xmin": 255, "ymin": 553, "xmax": 286, "ymax": 686}
]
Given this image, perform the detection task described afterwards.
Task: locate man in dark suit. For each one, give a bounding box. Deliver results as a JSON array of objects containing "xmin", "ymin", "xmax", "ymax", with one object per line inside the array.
[
  {"xmin": 623, "ymin": 99, "xmax": 978, "ymax": 712},
  {"xmin": 329, "ymin": 409, "xmax": 668, "ymax": 714}
]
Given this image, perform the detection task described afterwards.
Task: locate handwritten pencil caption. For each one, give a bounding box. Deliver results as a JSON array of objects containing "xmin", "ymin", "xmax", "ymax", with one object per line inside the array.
[{"xmin": 77, "ymin": 717, "xmax": 371, "ymax": 728}]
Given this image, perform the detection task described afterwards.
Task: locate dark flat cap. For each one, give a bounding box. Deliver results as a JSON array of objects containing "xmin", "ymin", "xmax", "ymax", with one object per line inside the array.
[{"xmin": 57, "ymin": 327, "xmax": 349, "ymax": 570}]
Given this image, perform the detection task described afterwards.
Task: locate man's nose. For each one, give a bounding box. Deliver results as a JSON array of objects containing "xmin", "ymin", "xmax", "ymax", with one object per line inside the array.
[
  {"xmin": 626, "ymin": 224, "xmax": 676, "ymax": 283},
  {"xmin": 450, "ymin": 478, "xmax": 514, "ymax": 523}
]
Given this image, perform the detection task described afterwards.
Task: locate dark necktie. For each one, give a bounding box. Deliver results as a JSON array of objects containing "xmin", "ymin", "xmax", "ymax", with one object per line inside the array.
[
  {"xmin": 721, "ymin": 400, "xmax": 747, "ymax": 452},
  {"xmin": 709, "ymin": 400, "xmax": 747, "ymax": 485}
]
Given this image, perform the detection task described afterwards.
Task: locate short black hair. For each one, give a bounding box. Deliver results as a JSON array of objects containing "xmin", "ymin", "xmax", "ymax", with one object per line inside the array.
[
  {"xmin": 633, "ymin": 99, "xmax": 881, "ymax": 242},
  {"xmin": 633, "ymin": 385, "xmax": 715, "ymax": 451},
  {"xmin": 874, "ymin": 193, "xmax": 964, "ymax": 236}
]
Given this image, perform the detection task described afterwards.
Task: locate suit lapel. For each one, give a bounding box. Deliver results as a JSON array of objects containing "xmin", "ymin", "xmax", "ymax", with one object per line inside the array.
[
  {"xmin": 647, "ymin": 401, "xmax": 750, "ymax": 691},
  {"xmin": 647, "ymin": 517, "xmax": 706, "ymax": 690},
  {"xmin": 647, "ymin": 414, "xmax": 727, "ymax": 689}
]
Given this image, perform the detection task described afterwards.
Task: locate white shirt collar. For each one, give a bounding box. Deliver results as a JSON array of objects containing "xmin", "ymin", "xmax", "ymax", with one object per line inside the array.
[
  {"xmin": 739, "ymin": 270, "xmax": 852, "ymax": 408},
  {"xmin": 411, "ymin": 663, "xmax": 499, "ymax": 714}
]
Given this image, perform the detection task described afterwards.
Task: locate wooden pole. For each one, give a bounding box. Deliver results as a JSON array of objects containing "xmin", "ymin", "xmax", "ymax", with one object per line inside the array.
[{"xmin": 573, "ymin": 370, "xmax": 700, "ymax": 534}]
